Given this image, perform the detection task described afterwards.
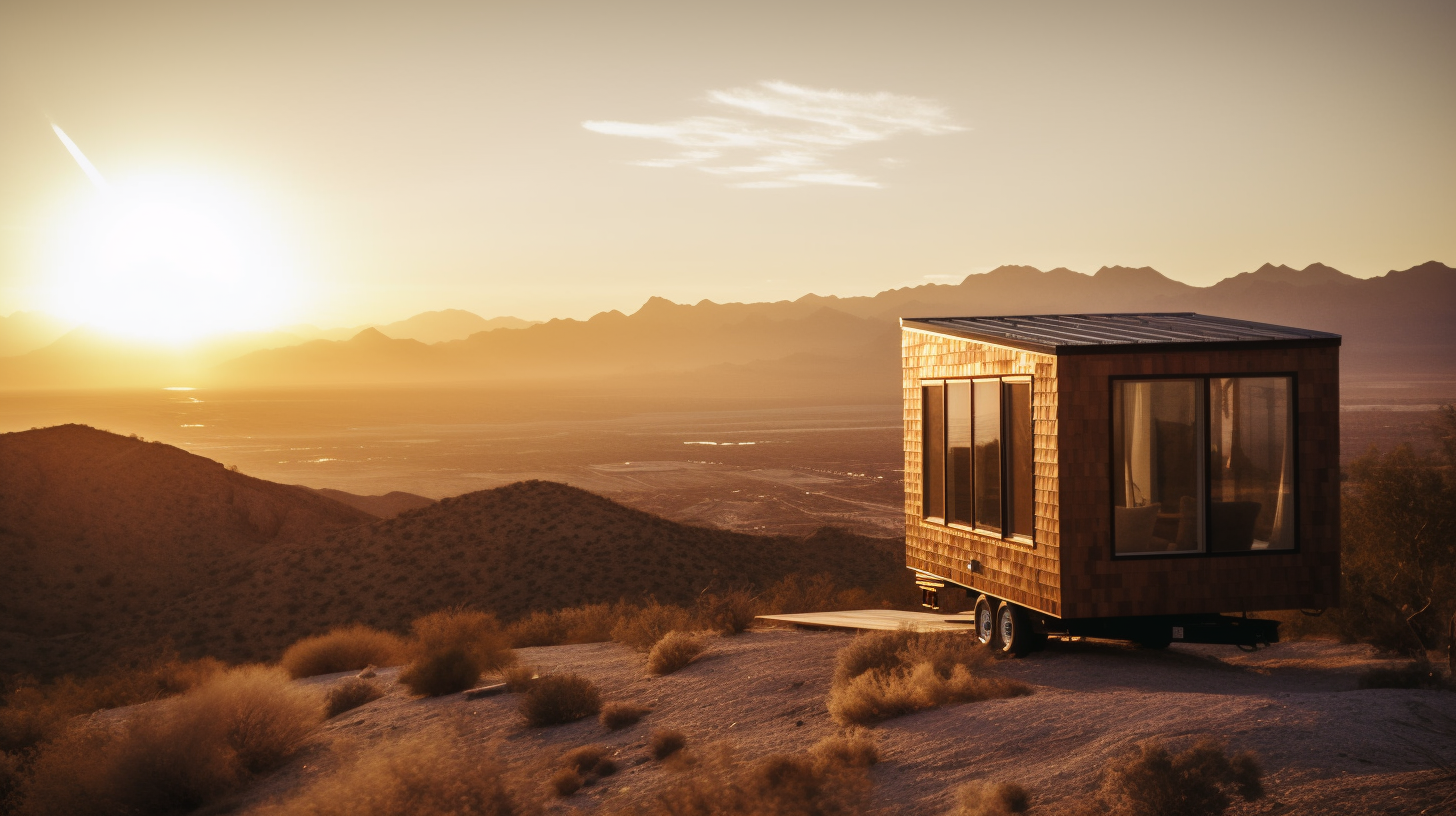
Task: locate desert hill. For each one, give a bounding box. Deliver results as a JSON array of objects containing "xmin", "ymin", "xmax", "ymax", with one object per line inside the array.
[
  {"xmin": 0, "ymin": 428, "xmax": 901, "ymax": 678},
  {"xmin": 0, "ymin": 311, "xmax": 72, "ymax": 357},
  {"xmin": 136, "ymin": 479, "xmax": 903, "ymax": 666},
  {"xmin": 302, "ymin": 487, "xmax": 435, "ymax": 518},
  {"xmin": 0, "ymin": 425, "xmax": 375, "ymax": 676}
]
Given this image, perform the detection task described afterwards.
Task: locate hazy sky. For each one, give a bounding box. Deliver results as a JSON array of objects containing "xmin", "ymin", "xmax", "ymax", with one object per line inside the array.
[{"xmin": 1, "ymin": 0, "xmax": 1453, "ymax": 328}]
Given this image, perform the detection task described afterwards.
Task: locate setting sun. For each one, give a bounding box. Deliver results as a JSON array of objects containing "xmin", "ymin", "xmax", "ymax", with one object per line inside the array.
[{"xmin": 42, "ymin": 129, "xmax": 296, "ymax": 343}]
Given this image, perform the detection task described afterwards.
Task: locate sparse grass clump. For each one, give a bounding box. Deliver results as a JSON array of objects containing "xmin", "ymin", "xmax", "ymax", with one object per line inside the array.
[
  {"xmin": 649, "ymin": 728, "xmax": 686, "ymax": 760},
  {"xmin": 12, "ymin": 666, "xmax": 324, "ymax": 816},
  {"xmin": 827, "ymin": 630, "xmax": 1030, "ymax": 726},
  {"xmin": 1065, "ymin": 739, "xmax": 1263, "ymax": 816},
  {"xmin": 519, "ymin": 673, "xmax": 601, "ymax": 727},
  {"xmin": 1357, "ymin": 661, "xmax": 1450, "ymax": 690},
  {"xmin": 552, "ymin": 744, "xmax": 617, "ymax": 796},
  {"xmin": 622, "ymin": 734, "xmax": 874, "ymax": 815},
  {"xmin": 281, "ymin": 625, "xmax": 406, "ymax": 679},
  {"xmin": 611, "ymin": 602, "xmax": 694, "ymax": 652},
  {"xmin": 251, "ymin": 728, "xmax": 526, "ymax": 816},
  {"xmin": 325, "ymin": 677, "xmax": 386, "ymax": 718},
  {"xmin": 600, "ymin": 701, "xmax": 651, "ymax": 730},
  {"xmin": 647, "ymin": 632, "xmax": 707, "ymax": 675},
  {"xmin": 949, "ymin": 780, "xmax": 1031, "ymax": 816},
  {"xmin": 400, "ymin": 608, "xmax": 515, "ymax": 697}
]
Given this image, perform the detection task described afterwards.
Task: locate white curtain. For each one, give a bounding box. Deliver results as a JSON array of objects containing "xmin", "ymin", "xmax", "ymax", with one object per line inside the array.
[{"xmin": 1123, "ymin": 383, "xmax": 1152, "ymax": 507}]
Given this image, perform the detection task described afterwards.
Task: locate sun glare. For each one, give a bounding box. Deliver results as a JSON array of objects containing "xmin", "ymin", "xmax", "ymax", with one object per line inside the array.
[{"xmin": 44, "ymin": 172, "xmax": 297, "ymax": 344}]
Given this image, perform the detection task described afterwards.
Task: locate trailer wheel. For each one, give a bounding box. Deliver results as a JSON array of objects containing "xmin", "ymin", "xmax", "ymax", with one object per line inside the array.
[
  {"xmin": 974, "ymin": 595, "xmax": 997, "ymax": 647},
  {"xmin": 996, "ymin": 601, "xmax": 1035, "ymax": 657}
]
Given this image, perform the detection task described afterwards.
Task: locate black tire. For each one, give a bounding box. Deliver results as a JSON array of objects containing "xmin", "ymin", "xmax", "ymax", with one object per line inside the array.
[
  {"xmin": 974, "ymin": 595, "xmax": 997, "ymax": 648},
  {"xmin": 996, "ymin": 601, "xmax": 1034, "ymax": 657}
]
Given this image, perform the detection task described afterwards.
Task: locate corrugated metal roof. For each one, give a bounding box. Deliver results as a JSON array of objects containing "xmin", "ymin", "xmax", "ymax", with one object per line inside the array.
[{"xmin": 900, "ymin": 313, "xmax": 1341, "ymax": 354}]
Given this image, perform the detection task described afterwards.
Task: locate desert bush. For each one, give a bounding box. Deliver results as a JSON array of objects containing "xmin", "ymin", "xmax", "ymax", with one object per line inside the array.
[
  {"xmin": 1068, "ymin": 739, "xmax": 1263, "ymax": 816},
  {"xmin": 325, "ymin": 677, "xmax": 386, "ymax": 718},
  {"xmin": 616, "ymin": 735, "xmax": 873, "ymax": 816},
  {"xmin": 400, "ymin": 609, "xmax": 515, "ymax": 696},
  {"xmin": 251, "ymin": 728, "xmax": 527, "ymax": 816},
  {"xmin": 554, "ymin": 744, "xmax": 617, "ymax": 795},
  {"xmin": 696, "ymin": 590, "xmax": 759, "ymax": 635},
  {"xmin": 508, "ymin": 603, "xmax": 621, "ymax": 647},
  {"xmin": 0, "ymin": 652, "xmax": 223, "ymax": 755},
  {"xmin": 949, "ymin": 780, "xmax": 1031, "ymax": 816},
  {"xmin": 12, "ymin": 666, "xmax": 324, "ymax": 816},
  {"xmin": 551, "ymin": 767, "xmax": 583, "ymax": 797},
  {"xmin": 0, "ymin": 750, "xmax": 20, "ymax": 811},
  {"xmin": 649, "ymin": 728, "xmax": 686, "ymax": 760},
  {"xmin": 600, "ymin": 702, "xmax": 651, "ymax": 730},
  {"xmin": 1357, "ymin": 661, "xmax": 1450, "ymax": 690},
  {"xmin": 519, "ymin": 674, "xmax": 601, "ymax": 727},
  {"xmin": 1336, "ymin": 410, "xmax": 1456, "ymax": 653},
  {"xmin": 809, "ymin": 732, "xmax": 878, "ymax": 769},
  {"xmin": 611, "ymin": 602, "xmax": 694, "ymax": 652},
  {"xmin": 647, "ymin": 632, "xmax": 707, "ymax": 675},
  {"xmin": 827, "ymin": 630, "xmax": 1030, "ymax": 726},
  {"xmin": 281, "ymin": 625, "xmax": 406, "ymax": 679}
]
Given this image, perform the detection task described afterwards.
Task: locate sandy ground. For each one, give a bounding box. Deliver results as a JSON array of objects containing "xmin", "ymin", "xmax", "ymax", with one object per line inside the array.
[{"xmin": 223, "ymin": 630, "xmax": 1456, "ymax": 816}]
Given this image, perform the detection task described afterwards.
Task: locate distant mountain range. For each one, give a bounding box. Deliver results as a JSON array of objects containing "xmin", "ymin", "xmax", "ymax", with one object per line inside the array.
[
  {"xmin": 0, "ymin": 426, "xmax": 897, "ymax": 678},
  {"xmin": 1, "ymin": 261, "xmax": 1451, "ymax": 391}
]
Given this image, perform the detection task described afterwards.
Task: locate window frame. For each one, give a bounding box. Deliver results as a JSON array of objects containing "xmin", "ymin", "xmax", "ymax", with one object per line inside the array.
[
  {"xmin": 918, "ymin": 375, "xmax": 1036, "ymax": 547},
  {"xmin": 1107, "ymin": 371, "xmax": 1301, "ymax": 560}
]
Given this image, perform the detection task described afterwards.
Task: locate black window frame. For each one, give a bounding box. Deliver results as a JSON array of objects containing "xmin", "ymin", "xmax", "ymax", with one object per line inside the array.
[
  {"xmin": 1107, "ymin": 371, "xmax": 1301, "ymax": 560},
  {"xmin": 918, "ymin": 376, "xmax": 1036, "ymax": 547}
]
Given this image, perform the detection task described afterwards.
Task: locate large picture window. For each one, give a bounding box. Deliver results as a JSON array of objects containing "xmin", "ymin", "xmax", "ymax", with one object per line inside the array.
[
  {"xmin": 920, "ymin": 377, "xmax": 1035, "ymax": 542},
  {"xmin": 1112, "ymin": 375, "xmax": 1296, "ymax": 556}
]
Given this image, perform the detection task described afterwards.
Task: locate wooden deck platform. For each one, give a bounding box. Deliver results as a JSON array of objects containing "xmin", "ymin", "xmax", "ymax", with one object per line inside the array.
[{"xmin": 754, "ymin": 609, "xmax": 980, "ymax": 633}]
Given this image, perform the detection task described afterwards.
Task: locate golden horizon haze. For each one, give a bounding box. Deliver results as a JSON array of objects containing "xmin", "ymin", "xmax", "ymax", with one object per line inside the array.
[{"xmin": 0, "ymin": 0, "xmax": 1453, "ymax": 338}]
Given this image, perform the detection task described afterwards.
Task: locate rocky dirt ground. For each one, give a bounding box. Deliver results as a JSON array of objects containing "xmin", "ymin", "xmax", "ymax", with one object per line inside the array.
[{"xmin": 223, "ymin": 629, "xmax": 1456, "ymax": 815}]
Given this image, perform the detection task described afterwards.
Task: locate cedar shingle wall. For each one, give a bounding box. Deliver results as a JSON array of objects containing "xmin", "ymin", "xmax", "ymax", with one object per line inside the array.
[
  {"xmin": 902, "ymin": 328, "xmax": 1062, "ymax": 616},
  {"xmin": 1055, "ymin": 345, "xmax": 1341, "ymax": 618}
]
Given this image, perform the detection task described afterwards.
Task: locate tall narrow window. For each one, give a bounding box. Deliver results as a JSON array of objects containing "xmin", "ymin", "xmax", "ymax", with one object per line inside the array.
[
  {"xmin": 1210, "ymin": 377, "xmax": 1294, "ymax": 551},
  {"xmin": 922, "ymin": 384, "xmax": 944, "ymax": 520},
  {"xmin": 972, "ymin": 379, "xmax": 1002, "ymax": 532},
  {"xmin": 1113, "ymin": 380, "xmax": 1203, "ymax": 554},
  {"xmin": 1005, "ymin": 380, "xmax": 1034, "ymax": 539},
  {"xmin": 946, "ymin": 381, "xmax": 973, "ymax": 525}
]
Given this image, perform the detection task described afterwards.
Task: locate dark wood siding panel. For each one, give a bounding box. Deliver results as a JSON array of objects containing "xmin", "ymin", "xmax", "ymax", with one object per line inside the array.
[
  {"xmin": 903, "ymin": 328, "xmax": 1062, "ymax": 616},
  {"xmin": 1055, "ymin": 346, "xmax": 1340, "ymax": 618}
]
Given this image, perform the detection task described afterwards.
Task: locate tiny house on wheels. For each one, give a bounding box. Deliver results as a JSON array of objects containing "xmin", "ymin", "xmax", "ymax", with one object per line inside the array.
[{"xmin": 902, "ymin": 313, "xmax": 1340, "ymax": 655}]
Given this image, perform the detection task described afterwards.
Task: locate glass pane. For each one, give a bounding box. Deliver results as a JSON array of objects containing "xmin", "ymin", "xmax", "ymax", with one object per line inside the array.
[
  {"xmin": 922, "ymin": 384, "xmax": 944, "ymax": 520},
  {"xmin": 973, "ymin": 380, "xmax": 1001, "ymax": 532},
  {"xmin": 1210, "ymin": 377, "xmax": 1294, "ymax": 551},
  {"xmin": 1005, "ymin": 380, "xmax": 1034, "ymax": 538},
  {"xmin": 1113, "ymin": 380, "xmax": 1203, "ymax": 554},
  {"xmin": 947, "ymin": 382, "xmax": 972, "ymax": 525}
]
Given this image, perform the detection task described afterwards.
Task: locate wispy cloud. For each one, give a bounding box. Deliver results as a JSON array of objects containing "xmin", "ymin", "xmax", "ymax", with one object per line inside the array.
[{"xmin": 583, "ymin": 81, "xmax": 963, "ymax": 189}]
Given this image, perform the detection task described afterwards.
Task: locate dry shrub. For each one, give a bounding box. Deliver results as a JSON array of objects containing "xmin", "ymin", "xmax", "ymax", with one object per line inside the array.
[
  {"xmin": 0, "ymin": 652, "xmax": 223, "ymax": 755},
  {"xmin": 649, "ymin": 729, "xmax": 686, "ymax": 761},
  {"xmin": 949, "ymin": 780, "xmax": 1031, "ymax": 816},
  {"xmin": 647, "ymin": 632, "xmax": 707, "ymax": 675},
  {"xmin": 809, "ymin": 732, "xmax": 878, "ymax": 769},
  {"xmin": 253, "ymin": 728, "xmax": 527, "ymax": 816},
  {"xmin": 1, "ymin": 750, "xmax": 22, "ymax": 810},
  {"xmin": 827, "ymin": 630, "xmax": 1030, "ymax": 726},
  {"xmin": 519, "ymin": 674, "xmax": 601, "ymax": 727},
  {"xmin": 612, "ymin": 602, "xmax": 694, "ymax": 652},
  {"xmin": 12, "ymin": 666, "xmax": 323, "ymax": 816},
  {"xmin": 508, "ymin": 604, "xmax": 619, "ymax": 647},
  {"xmin": 600, "ymin": 702, "xmax": 651, "ymax": 730},
  {"xmin": 1066, "ymin": 739, "xmax": 1263, "ymax": 816},
  {"xmin": 501, "ymin": 665, "xmax": 538, "ymax": 693},
  {"xmin": 617, "ymin": 735, "xmax": 872, "ymax": 816},
  {"xmin": 551, "ymin": 767, "xmax": 583, "ymax": 797},
  {"xmin": 281, "ymin": 625, "xmax": 406, "ymax": 679},
  {"xmin": 555, "ymin": 744, "xmax": 617, "ymax": 795},
  {"xmin": 1357, "ymin": 662, "xmax": 1450, "ymax": 690},
  {"xmin": 696, "ymin": 590, "xmax": 759, "ymax": 635},
  {"xmin": 400, "ymin": 609, "xmax": 515, "ymax": 697},
  {"xmin": 325, "ymin": 677, "xmax": 386, "ymax": 718}
]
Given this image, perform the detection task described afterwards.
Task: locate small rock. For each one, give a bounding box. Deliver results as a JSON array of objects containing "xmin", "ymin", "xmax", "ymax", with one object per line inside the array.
[{"xmin": 464, "ymin": 683, "xmax": 508, "ymax": 700}]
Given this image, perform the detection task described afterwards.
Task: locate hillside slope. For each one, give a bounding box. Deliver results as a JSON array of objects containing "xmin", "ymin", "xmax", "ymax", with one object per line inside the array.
[
  {"xmin": 0, "ymin": 426, "xmax": 375, "ymax": 675},
  {"xmin": 137, "ymin": 480, "xmax": 903, "ymax": 665}
]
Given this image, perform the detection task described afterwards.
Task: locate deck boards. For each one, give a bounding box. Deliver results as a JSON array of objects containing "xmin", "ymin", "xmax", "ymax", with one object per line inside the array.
[{"xmin": 754, "ymin": 610, "xmax": 980, "ymax": 633}]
